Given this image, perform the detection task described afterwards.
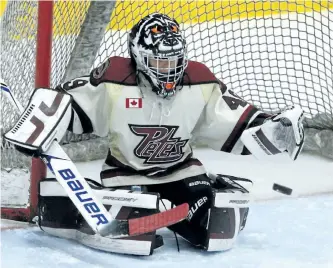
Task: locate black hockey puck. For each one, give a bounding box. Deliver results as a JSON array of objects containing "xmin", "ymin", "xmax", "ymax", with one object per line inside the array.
[{"xmin": 272, "ymin": 183, "xmax": 293, "ymax": 195}]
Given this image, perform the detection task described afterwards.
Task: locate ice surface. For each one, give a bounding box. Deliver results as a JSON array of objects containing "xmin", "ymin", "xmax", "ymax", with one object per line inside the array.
[
  {"xmin": 1, "ymin": 149, "xmax": 333, "ymax": 267},
  {"xmin": 1, "ymin": 7, "xmax": 333, "ymax": 268},
  {"xmin": 3, "ymin": 149, "xmax": 332, "ymax": 208},
  {"xmin": 1, "ymin": 195, "xmax": 333, "ymax": 268}
]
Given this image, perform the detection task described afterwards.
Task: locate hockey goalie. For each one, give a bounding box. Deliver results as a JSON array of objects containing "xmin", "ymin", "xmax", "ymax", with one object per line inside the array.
[{"xmin": 3, "ymin": 13, "xmax": 305, "ymax": 255}]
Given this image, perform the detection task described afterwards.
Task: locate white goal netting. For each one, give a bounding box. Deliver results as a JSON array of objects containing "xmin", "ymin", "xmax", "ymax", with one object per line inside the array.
[{"xmin": 1, "ymin": 1, "xmax": 332, "ymax": 217}]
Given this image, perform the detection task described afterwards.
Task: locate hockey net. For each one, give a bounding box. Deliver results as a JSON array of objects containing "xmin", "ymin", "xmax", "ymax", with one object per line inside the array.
[{"xmin": 1, "ymin": 1, "xmax": 333, "ymax": 221}]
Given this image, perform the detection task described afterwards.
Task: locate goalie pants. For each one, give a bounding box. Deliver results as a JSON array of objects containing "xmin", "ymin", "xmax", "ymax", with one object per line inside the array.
[{"xmin": 147, "ymin": 174, "xmax": 214, "ymax": 247}]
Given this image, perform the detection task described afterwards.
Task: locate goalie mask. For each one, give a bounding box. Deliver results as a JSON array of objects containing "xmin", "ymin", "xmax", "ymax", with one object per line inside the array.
[{"xmin": 128, "ymin": 13, "xmax": 188, "ymax": 98}]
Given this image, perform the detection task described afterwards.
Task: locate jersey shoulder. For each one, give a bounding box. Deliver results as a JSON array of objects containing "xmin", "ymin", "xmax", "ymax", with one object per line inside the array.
[
  {"xmin": 183, "ymin": 60, "xmax": 219, "ymax": 85},
  {"xmin": 90, "ymin": 56, "xmax": 137, "ymax": 86},
  {"xmin": 183, "ymin": 60, "xmax": 227, "ymax": 95}
]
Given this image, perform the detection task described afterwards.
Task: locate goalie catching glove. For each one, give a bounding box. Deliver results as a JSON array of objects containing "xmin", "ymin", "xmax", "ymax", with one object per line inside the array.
[
  {"xmin": 4, "ymin": 88, "xmax": 72, "ymax": 157},
  {"xmin": 241, "ymin": 106, "xmax": 305, "ymax": 160}
]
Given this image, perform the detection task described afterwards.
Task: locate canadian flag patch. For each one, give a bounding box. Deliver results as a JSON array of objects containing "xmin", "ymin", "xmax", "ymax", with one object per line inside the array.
[{"xmin": 126, "ymin": 98, "xmax": 143, "ymax": 108}]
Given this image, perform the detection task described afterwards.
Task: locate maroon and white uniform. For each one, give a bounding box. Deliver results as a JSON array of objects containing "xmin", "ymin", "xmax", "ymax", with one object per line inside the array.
[
  {"xmin": 57, "ymin": 56, "xmax": 264, "ymax": 187},
  {"xmin": 4, "ymin": 13, "xmax": 303, "ymax": 254}
]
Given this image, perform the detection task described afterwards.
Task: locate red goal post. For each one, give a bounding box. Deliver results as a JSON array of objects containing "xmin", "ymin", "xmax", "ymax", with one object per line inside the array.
[
  {"xmin": 1, "ymin": 1, "xmax": 53, "ymax": 221},
  {"xmin": 1, "ymin": 1, "xmax": 333, "ymax": 221}
]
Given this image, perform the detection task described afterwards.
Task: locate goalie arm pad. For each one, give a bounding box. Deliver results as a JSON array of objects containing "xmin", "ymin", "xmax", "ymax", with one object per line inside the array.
[
  {"xmin": 240, "ymin": 106, "xmax": 305, "ymax": 160},
  {"xmin": 4, "ymin": 88, "xmax": 72, "ymax": 156},
  {"xmin": 55, "ymin": 75, "xmax": 111, "ymax": 137},
  {"xmin": 191, "ymin": 82, "xmax": 264, "ymax": 154}
]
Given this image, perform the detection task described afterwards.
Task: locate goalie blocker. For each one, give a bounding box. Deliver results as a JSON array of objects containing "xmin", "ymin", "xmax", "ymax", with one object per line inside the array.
[
  {"xmin": 3, "ymin": 87, "xmax": 72, "ymax": 156},
  {"xmin": 38, "ymin": 174, "xmax": 252, "ymax": 255}
]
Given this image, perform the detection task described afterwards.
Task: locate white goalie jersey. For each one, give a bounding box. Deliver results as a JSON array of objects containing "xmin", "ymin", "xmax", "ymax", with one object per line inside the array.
[{"xmin": 56, "ymin": 56, "xmax": 266, "ymax": 187}]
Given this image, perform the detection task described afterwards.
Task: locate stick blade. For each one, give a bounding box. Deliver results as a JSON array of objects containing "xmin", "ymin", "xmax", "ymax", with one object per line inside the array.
[{"xmin": 128, "ymin": 203, "xmax": 189, "ymax": 236}]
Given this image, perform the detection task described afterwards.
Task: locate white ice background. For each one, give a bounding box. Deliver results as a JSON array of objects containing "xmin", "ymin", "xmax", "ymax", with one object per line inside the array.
[{"xmin": 1, "ymin": 149, "xmax": 333, "ymax": 268}]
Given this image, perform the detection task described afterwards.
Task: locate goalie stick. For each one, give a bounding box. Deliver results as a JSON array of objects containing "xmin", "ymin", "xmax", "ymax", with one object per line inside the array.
[{"xmin": 1, "ymin": 81, "xmax": 189, "ymax": 237}]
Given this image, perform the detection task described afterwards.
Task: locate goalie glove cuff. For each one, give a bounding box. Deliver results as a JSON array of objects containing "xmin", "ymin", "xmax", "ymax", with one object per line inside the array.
[{"xmin": 241, "ymin": 106, "xmax": 305, "ymax": 160}]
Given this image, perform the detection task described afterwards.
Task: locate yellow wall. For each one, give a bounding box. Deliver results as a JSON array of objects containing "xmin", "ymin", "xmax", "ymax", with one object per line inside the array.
[
  {"xmin": 108, "ymin": 1, "xmax": 333, "ymax": 30},
  {"xmin": 1, "ymin": 0, "xmax": 332, "ymax": 34},
  {"xmin": 0, "ymin": 0, "xmax": 7, "ymax": 17}
]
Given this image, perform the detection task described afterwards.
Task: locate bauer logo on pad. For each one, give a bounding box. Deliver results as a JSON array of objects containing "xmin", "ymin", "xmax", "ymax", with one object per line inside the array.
[{"xmin": 126, "ymin": 98, "xmax": 142, "ymax": 108}]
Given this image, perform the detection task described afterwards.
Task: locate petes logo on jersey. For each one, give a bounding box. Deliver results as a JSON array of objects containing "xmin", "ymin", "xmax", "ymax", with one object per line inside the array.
[
  {"xmin": 129, "ymin": 125, "xmax": 189, "ymax": 164},
  {"xmin": 126, "ymin": 98, "xmax": 142, "ymax": 108}
]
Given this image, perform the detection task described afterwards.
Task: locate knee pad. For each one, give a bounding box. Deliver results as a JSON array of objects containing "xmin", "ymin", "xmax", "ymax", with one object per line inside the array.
[
  {"xmin": 186, "ymin": 184, "xmax": 214, "ymax": 224},
  {"xmin": 209, "ymin": 173, "xmax": 253, "ymax": 193}
]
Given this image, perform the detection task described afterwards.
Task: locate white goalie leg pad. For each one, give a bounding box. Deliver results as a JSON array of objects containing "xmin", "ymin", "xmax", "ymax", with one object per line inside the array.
[
  {"xmin": 205, "ymin": 190, "xmax": 251, "ymax": 252},
  {"xmin": 40, "ymin": 179, "xmax": 159, "ymax": 209},
  {"xmin": 38, "ymin": 179, "xmax": 163, "ymax": 255},
  {"xmin": 41, "ymin": 227, "xmax": 155, "ymax": 256},
  {"xmin": 214, "ymin": 191, "xmax": 251, "ymax": 208}
]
